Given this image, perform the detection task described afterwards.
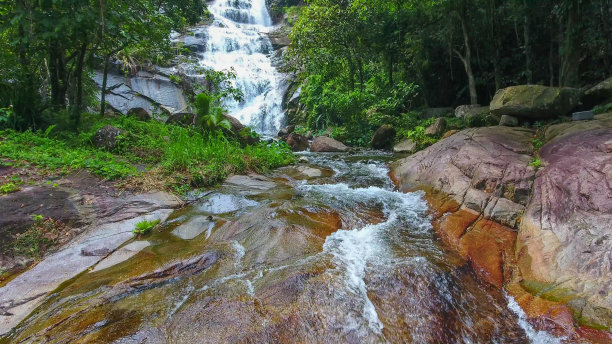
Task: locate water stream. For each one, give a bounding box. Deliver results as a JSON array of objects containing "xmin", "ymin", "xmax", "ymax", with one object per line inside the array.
[
  {"xmin": 1, "ymin": 152, "xmax": 564, "ymax": 343},
  {"xmin": 199, "ymin": 0, "xmax": 286, "ymax": 134}
]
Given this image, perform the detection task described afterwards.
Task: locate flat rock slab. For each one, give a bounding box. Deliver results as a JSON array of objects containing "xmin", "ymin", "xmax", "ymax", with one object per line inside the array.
[
  {"xmin": 91, "ymin": 241, "xmax": 151, "ymax": 272},
  {"xmin": 296, "ymin": 166, "xmax": 323, "ymax": 178},
  {"xmin": 0, "ymin": 187, "xmax": 179, "ymax": 336},
  {"xmin": 172, "ymin": 216, "xmax": 215, "ymax": 240},
  {"xmin": 224, "ymin": 174, "xmax": 277, "ymax": 190},
  {"xmin": 197, "ymin": 194, "xmax": 258, "ymax": 214},
  {"xmin": 391, "ymin": 126, "xmax": 534, "ymax": 228}
]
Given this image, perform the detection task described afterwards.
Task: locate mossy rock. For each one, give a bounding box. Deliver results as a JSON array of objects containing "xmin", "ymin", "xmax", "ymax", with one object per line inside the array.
[{"xmin": 490, "ymin": 85, "xmax": 581, "ymax": 120}]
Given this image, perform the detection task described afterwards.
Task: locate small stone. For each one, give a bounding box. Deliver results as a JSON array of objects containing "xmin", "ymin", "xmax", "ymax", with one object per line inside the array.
[
  {"xmin": 425, "ymin": 118, "xmax": 447, "ymax": 136},
  {"xmin": 499, "ymin": 115, "xmax": 519, "ymax": 127},
  {"xmin": 298, "ymin": 156, "xmax": 309, "ymax": 163},
  {"xmin": 572, "ymin": 111, "xmax": 594, "ymax": 121},
  {"xmin": 285, "ymin": 133, "xmax": 309, "ymax": 151}
]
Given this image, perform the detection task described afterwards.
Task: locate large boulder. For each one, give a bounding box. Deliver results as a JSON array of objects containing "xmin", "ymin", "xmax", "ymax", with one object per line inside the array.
[
  {"xmin": 455, "ymin": 105, "xmax": 490, "ymax": 120},
  {"xmin": 92, "ymin": 125, "xmax": 126, "ymax": 151},
  {"xmin": 490, "ymin": 85, "xmax": 581, "ymax": 120},
  {"xmin": 371, "ymin": 125, "xmax": 396, "ymax": 149},
  {"xmin": 516, "ymin": 114, "xmax": 612, "ymax": 330},
  {"xmin": 425, "ymin": 118, "xmax": 447, "ymax": 136},
  {"xmin": 285, "ymin": 133, "xmax": 309, "ymax": 152},
  {"xmin": 582, "ymin": 77, "xmax": 612, "ymax": 108},
  {"xmin": 393, "ymin": 139, "xmax": 417, "ymax": 154},
  {"xmin": 223, "ymin": 113, "xmax": 246, "ymax": 134},
  {"xmin": 310, "ymin": 136, "xmax": 348, "ymax": 152},
  {"xmin": 277, "ymin": 125, "xmax": 295, "ymax": 140},
  {"xmin": 127, "ymin": 107, "xmax": 151, "ymax": 121}
]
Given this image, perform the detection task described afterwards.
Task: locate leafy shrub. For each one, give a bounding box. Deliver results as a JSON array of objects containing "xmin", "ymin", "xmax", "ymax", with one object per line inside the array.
[
  {"xmin": 195, "ymin": 93, "xmax": 231, "ymax": 132},
  {"xmin": 593, "ymin": 102, "xmax": 612, "ymax": 114},
  {"xmin": 132, "ymin": 219, "xmax": 161, "ymax": 235},
  {"xmin": 0, "ymin": 182, "xmax": 20, "ymax": 195},
  {"xmin": 529, "ymin": 157, "xmax": 542, "ymax": 168}
]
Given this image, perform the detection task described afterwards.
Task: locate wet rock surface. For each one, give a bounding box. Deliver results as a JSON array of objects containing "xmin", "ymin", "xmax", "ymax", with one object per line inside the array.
[
  {"xmin": 0, "ymin": 153, "xmax": 543, "ymax": 343},
  {"xmin": 0, "ymin": 172, "xmax": 181, "ymax": 335},
  {"xmin": 310, "ymin": 136, "xmax": 349, "ymax": 152},
  {"xmin": 391, "ymin": 119, "xmax": 612, "ymax": 338}
]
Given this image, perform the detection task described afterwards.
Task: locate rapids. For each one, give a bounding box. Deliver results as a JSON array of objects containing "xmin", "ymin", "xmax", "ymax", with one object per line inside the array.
[{"xmin": 0, "ymin": 152, "xmax": 563, "ymax": 343}]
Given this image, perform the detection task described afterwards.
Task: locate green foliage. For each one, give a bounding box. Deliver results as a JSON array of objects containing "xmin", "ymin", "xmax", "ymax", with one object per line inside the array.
[
  {"xmin": 531, "ymin": 137, "xmax": 544, "ymax": 150},
  {"xmin": 0, "ymin": 114, "xmax": 294, "ymax": 191},
  {"xmin": 529, "ymin": 157, "xmax": 542, "ymax": 169},
  {"xmin": 0, "ymin": 182, "xmax": 20, "ymax": 195},
  {"xmin": 593, "ymin": 102, "xmax": 612, "ymax": 115},
  {"xmin": 132, "ymin": 219, "xmax": 161, "ymax": 235},
  {"xmin": 195, "ymin": 93, "xmax": 232, "ymax": 132}
]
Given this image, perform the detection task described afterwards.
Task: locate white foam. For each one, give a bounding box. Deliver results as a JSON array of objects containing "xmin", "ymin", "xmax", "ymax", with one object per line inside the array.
[{"xmin": 506, "ymin": 293, "xmax": 565, "ymax": 344}]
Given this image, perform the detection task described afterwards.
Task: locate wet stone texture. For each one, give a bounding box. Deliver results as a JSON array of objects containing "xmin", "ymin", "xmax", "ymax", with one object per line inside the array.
[
  {"xmin": 391, "ymin": 117, "xmax": 612, "ymax": 340},
  {"xmin": 0, "ymin": 154, "xmax": 545, "ymax": 343}
]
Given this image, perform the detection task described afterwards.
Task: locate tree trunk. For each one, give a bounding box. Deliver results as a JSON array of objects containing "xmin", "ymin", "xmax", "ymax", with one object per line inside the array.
[
  {"xmin": 523, "ymin": 0, "xmax": 533, "ymax": 84},
  {"xmin": 459, "ymin": 13, "xmax": 478, "ymax": 105},
  {"xmin": 71, "ymin": 41, "xmax": 88, "ymax": 130},
  {"xmin": 100, "ymin": 54, "xmax": 110, "ymax": 117},
  {"xmin": 559, "ymin": 0, "xmax": 581, "ymax": 87}
]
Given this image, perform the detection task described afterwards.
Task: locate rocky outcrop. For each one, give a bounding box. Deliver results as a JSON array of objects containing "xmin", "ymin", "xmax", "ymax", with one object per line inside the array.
[
  {"xmin": 0, "ymin": 172, "xmax": 181, "ymax": 335},
  {"xmin": 286, "ymin": 133, "xmax": 309, "ymax": 151},
  {"xmin": 516, "ymin": 115, "xmax": 612, "ymax": 330},
  {"xmin": 92, "ymin": 125, "xmax": 125, "ymax": 151},
  {"xmin": 499, "ymin": 114, "xmax": 519, "ymax": 127},
  {"xmin": 425, "ymin": 117, "xmax": 447, "ymax": 136},
  {"xmin": 490, "ymin": 85, "xmax": 581, "ymax": 120},
  {"xmin": 310, "ymin": 136, "xmax": 348, "ymax": 152},
  {"xmin": 393, "ymin": 139, "xmax": 417, "ymax": 154},
  {"xmin": 455, "ymin": 105, "xmax": 490, "ymax": 119},
  {"xmin": 582, "ymin": 77, "xmax": 612, "ymax": 108},
  {"xmin": 94, "ymin": 69, "xmax": 190, "ymax": 119},
  {"xmin": 127, "ymin": 107, "xmax": 151, "ymax": 121},
  {"xmin": 371, "ymin": 124, "xmax": 396, "ymax": 149},
  {"xmin": 391, "ymin": 113, "xmax": 612, "ymax": 337}
]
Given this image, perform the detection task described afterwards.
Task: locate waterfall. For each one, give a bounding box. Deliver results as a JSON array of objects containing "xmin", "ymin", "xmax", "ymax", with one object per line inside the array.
[{"xmin": 199, "ymin": 0, "xmax": 286, "ymax": 135}]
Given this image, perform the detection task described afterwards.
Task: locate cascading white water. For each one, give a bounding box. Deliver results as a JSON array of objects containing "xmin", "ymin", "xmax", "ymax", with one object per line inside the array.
[{"xmin": 200, "ymin": 0, "xmax": 286, "ymax": 134}]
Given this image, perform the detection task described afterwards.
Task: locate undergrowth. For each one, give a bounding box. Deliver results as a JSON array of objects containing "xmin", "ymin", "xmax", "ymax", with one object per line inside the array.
[{"xmin": 0, "ymin": 114, "xmax": 295, "ymax": 193}]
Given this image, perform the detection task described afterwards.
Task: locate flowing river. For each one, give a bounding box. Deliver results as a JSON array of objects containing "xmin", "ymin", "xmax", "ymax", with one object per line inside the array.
[
  {"xmin": 0, "ymin": 0, "xmax": 566, "ymax": 342},
  {"xmin": 1, "ymin": 152, "xmax": 562, "ymax": 343}
]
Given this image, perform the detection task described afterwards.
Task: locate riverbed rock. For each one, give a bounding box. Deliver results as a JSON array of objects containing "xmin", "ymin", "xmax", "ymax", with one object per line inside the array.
[
  {"xmin": 371, "ymin": 124, "xmax": 396, "ymax": 149},
  {"xmin": 286, "ymin": 133, "xmax": 309, "ymax": 151},
  {"xmin": 582, "ymin": 77, "xmax": 612, "ymax": 108},
  {"xmin": 455, "ymin": 105, "xmax": 490, "ymax": 120},
  {"xmin": 499, "ymin": 115, "xmax": 519, "ymax": 127},
  {"xmin": 92, "ymin": 125, "xmax": 125, "ymax": 151},
  {"xmin": 310, "ymin": 136, "xmax": 348, "ymax": 152},
  {"xmin": 0, "ymin": 174, "xmax": 180, "ymax": 335},
  {"xmin": 390, "ymin": 126, "xmax": 534, "ymax": 288},
  {"xmin": 393, "ymin": 139, "xmax": 417, "ymax": 154},
  {"xmin": 424, "ymin": 118, "xmax": 447, "ymax": 136},
  {"xmin": 516, "ymin": 125, "xmax": 612, "ymax": 330},
  {"xmin": 490, "ymin": 85, "xmax": 581, "ymax": 120}
]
